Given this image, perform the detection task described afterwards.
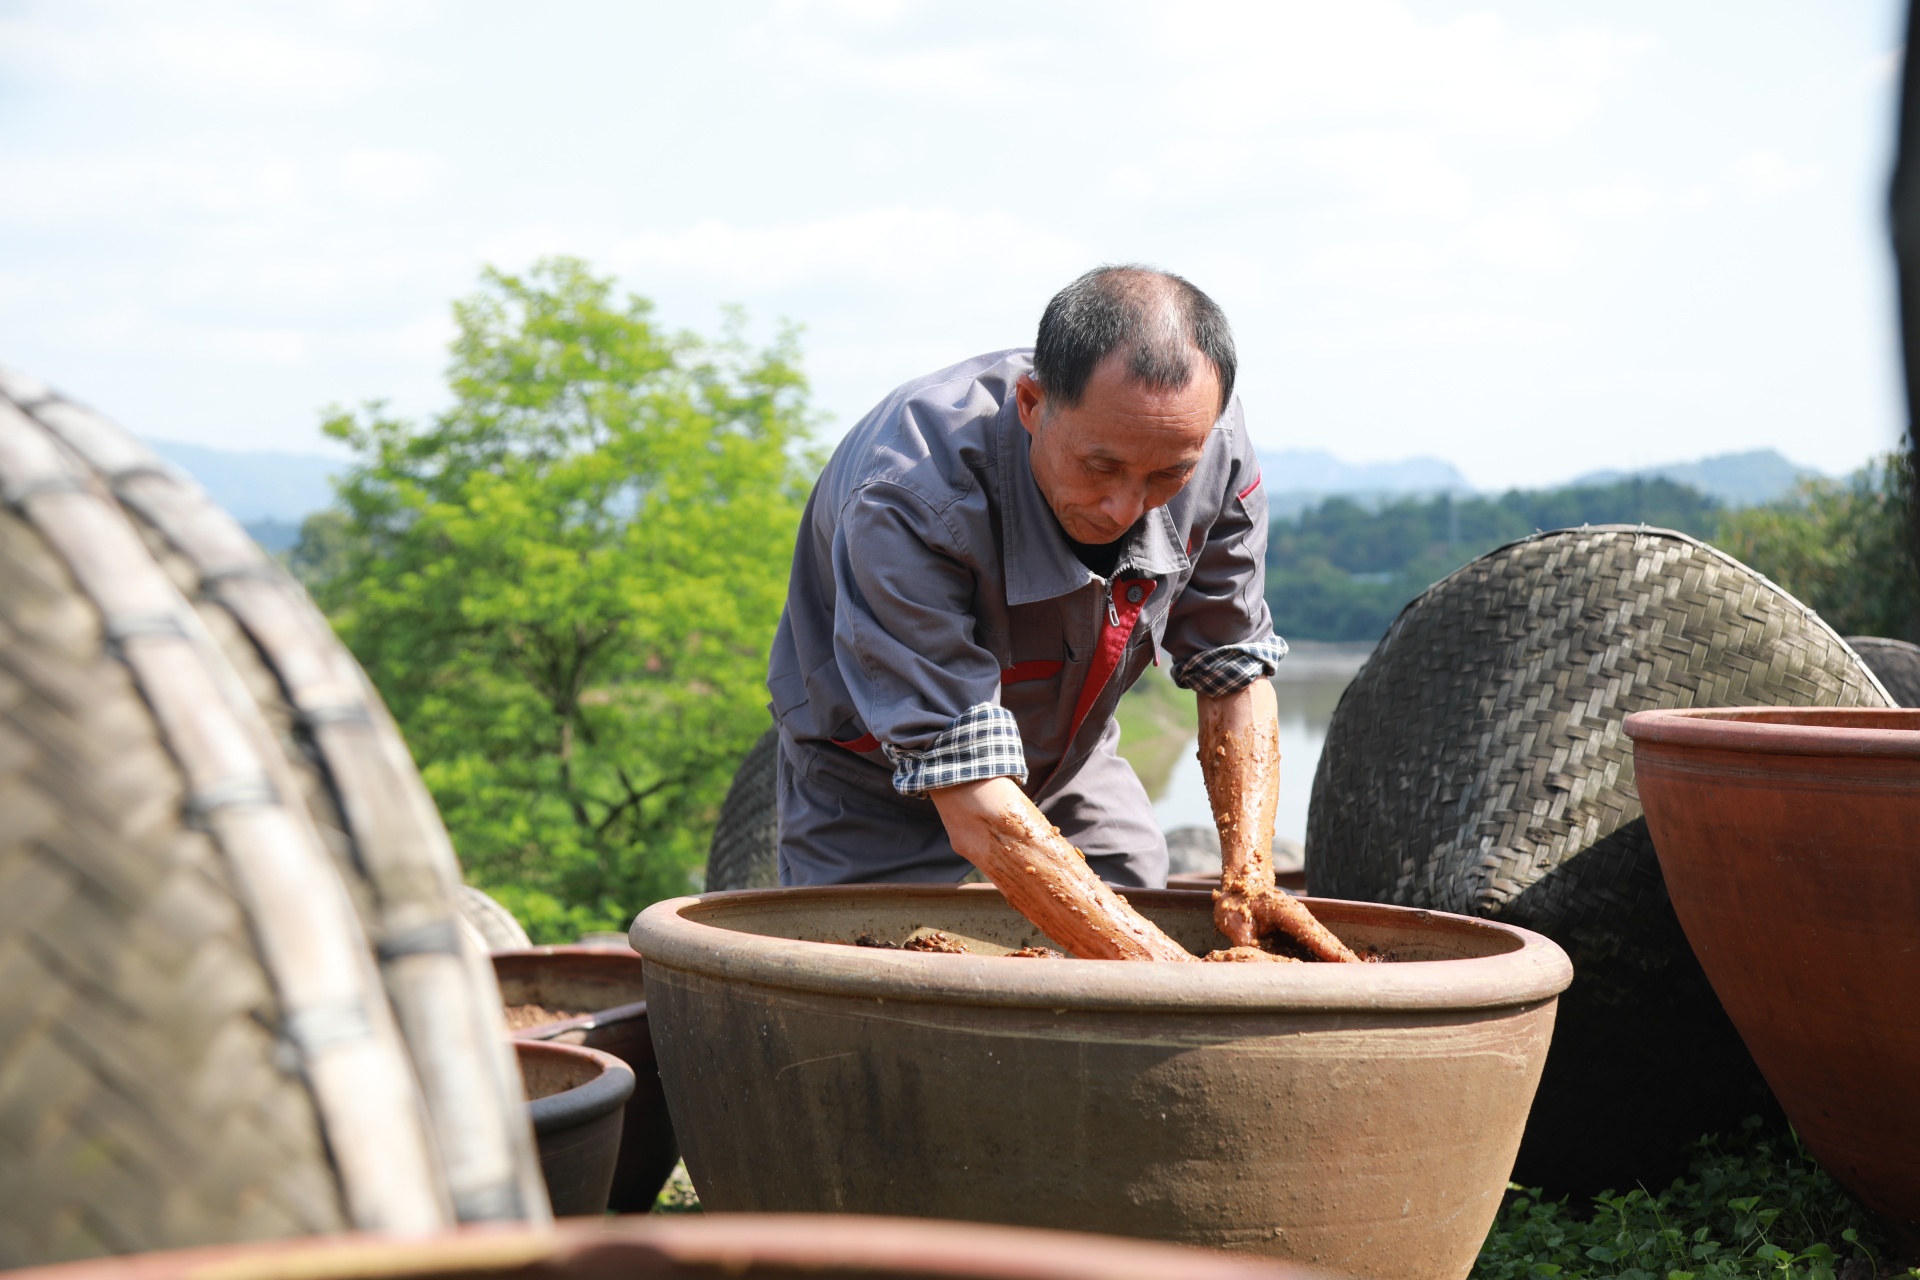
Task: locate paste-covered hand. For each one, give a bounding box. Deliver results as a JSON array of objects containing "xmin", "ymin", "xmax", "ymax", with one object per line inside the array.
[
  {"xmin": 930, "ymin": 777, "xmax": 1196, "ymax": 962},
  {"xmin": 1199, "ymin": 679, "xmax": 1361, "ymax": 965}
]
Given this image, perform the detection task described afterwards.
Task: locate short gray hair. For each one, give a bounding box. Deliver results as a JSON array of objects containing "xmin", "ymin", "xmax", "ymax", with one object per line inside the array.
[{"xmin": 1032, "ymin": 265, "xmax": 1236, "ymax": 415}]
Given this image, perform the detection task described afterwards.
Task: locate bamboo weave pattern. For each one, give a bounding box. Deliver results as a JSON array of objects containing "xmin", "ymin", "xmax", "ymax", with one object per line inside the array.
[
  {"xmin": 0, "ymin": 503, "xmax": 348, "ymax": 1264},
  {"xmin": 1306, "ymin": 526, "xmax": 1890, "ymax": 1191}
]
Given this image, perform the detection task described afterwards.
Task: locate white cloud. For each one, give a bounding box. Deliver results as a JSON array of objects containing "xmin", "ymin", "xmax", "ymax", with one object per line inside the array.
[
  {"xmin": 612, "ymin": 208, "xmax": 1088, "ymax": 290},
  {"xmin": 770, "ymin": 0, "xmax": 918, "ymax": 24},
  {"xmin": 1303, "ymin": 238, "xmax": 1447, "ymax": 291},
  {"xmin": 337, "ymin": 149, "xmax": 446, "ymax": 208},
  {"xmin": 0, "ymin": 2, "xmax": 403, "ymax": 106},
  {"xmin": 1566, "ymin": 179, "xmax": 1660, "ymax": 220},
  {"xmin": 1731, "ymin": 150, "xmax": 1822, "ymax": 198},
  {"xmin": 737, "ymin": 5, "xmax": 1024, "ymax": 96},
  {"xmin": 0, "ymin": 141, "xmax": 446, "ymax": 225},
  {"xmin": 1297, "ymin": 131, "xmax": 1476, "ymax": 218},
  {"xmin": 1468, "ymin": 209, "xmax": 1581, "ymax": 270},
  {"xmin": 1869, "ymin": 45, "xmax": 1904, "ymax": 86},
  {"xmin": 1153, "ymin": 1, "xmax": 1649, "ymax": 140}
]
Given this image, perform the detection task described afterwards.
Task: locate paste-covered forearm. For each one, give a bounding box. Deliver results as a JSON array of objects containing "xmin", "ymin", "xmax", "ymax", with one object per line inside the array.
[
  {"xmin": 1199, "ymin": 681, "xmax": 1360, "ymax": 964},
  {"xmin": 932, "ymin": 779, "xmax": 1195, "ymax": 962}
]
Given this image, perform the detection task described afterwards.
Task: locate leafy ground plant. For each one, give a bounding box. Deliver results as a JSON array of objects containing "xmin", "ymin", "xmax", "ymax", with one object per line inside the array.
[{"xmin": 1476, "ymin": 1120, "xmax": 1914, "ymax": 1279}]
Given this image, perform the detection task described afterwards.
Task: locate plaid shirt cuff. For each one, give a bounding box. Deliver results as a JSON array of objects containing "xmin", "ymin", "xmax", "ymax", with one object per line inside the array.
[
  {"xmin": 885, "ymin": 703, "xmax": 1029, "ymax": 796},
  {"xmin": 1172, "ymin": 636, "xmax": 1290, "ymax": 697}
]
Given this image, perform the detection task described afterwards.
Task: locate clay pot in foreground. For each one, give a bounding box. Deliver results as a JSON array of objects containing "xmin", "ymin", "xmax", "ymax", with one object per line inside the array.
[
  {"xmin": 630, "ymin": 884, "xmax": 1571, "ymax": 1280},
  {"xmin": 515, "ymin": 1041, "xmax": 634, "ymax": 1217},
  {"xmin": 493, "ymin": 947, "xmax": 679, "ymax": 1211},
  {"xmin": 1626, "ymin": 707, "xmax": 1920, "ymax": 1248},
  {"xmin": 3, "ymin": 1215, "xmax": 1322, "ymax": 1280}
]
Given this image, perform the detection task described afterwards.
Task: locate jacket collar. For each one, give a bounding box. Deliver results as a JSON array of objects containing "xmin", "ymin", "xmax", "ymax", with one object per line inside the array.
[{"xmin": 996, "ymin": 398, "xmax": 1191, "ymax": 607}]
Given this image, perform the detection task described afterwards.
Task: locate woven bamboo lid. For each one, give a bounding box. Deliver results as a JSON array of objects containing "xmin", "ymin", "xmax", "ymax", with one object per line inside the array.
[
  {"xmin": 0, "ymin": 367, "xmax": 548, "ymax": 1266},
  {"xmin": 1848, "ymin": 635, "xmax": 1920, "ymax": 706},
  {"xmin": 1306, "ymin": 525, "xmax": 1890, "ymax": 1191}
]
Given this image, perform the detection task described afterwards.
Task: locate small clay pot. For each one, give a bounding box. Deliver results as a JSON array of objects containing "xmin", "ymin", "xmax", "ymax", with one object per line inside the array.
[
  {"xmin": 1, "ymin": 1215, "xmax": 1322, "ymax": 1280},
  {"xmin": 516, "ymin": 1041, "xmax": 635, "ymax": 1217},
  {"xmin": 631, "ymin": 884, "xmax": 1570, "ymax": 1280},
  {"xmin": 494, "ymin": 948, "xmax": 678, "ymax": 1212},
  {"xmin": 1627, "ymin": 707, "xmax": 1920, "ymax": 1249}
]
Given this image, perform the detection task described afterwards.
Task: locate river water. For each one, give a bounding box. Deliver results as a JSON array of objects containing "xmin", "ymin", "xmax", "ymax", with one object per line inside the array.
[{"xmin": 1150, "ymin": 642, "xmax": 1373, "ymax": 846}]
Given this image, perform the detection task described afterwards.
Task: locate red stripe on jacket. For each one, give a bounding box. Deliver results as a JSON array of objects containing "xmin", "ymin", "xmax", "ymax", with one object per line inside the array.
[{"xmin": 1067, "ymin": 578, "xmax": 1157, "ymax": 744}]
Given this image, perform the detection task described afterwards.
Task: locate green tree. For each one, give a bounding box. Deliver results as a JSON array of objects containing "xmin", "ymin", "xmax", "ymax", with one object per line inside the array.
[
  {"xmin": 300, "ymin": 257, "xmax": 815, "ymax": 940},
  {"xmin": 1716, "ymin": 453, "xmax": 1920, "ymax": 643}
]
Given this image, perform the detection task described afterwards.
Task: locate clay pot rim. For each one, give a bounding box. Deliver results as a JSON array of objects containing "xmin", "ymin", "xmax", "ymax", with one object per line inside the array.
[
  {"xmin": 1, "ymin": 1215, "xmax": 1311, "ymax": 1280},
  {"xmin": 514, "ymin": 1040, "xmax": 636, "ymax": 1135},
  {"xmin": 509, "ymin": 999, "xmax": 648, "ymax": 1042},
  {"xmin": 492, "ymin": 944, "xmax": 643, "ymax": 960},
  {"xmin": 1624, "ymin": 707, "xmax": 1920, "ymax": 758},
  {"xmin": 629, "ymin": 885, "xmax": 1571, "ymax": 1014},
  {"xmin": 492, "ymin": 947, "xmax": 649, "ymax": 1040}
]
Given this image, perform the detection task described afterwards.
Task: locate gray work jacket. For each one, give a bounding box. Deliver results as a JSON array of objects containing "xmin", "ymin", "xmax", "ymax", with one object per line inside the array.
[{"xmin": 768, "ymin": 349, "xmax": 1283, "ymax": 870}]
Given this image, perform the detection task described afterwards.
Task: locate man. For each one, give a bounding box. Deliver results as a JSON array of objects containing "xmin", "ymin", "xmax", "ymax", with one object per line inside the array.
[{"xmin": 768, "ymin": 265, "xmax": 1340, "ymax": 960}]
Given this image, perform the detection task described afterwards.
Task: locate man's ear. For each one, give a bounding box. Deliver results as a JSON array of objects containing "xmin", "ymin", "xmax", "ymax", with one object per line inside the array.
[{"xmin": 1015, "ymin": 373, "xmax": 1046, "ymax": 438}]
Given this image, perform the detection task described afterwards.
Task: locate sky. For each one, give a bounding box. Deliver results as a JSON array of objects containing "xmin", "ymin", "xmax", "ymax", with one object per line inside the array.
[{"xmin": 0, "ymin": 0, "xmax": 1910, "ymax": 491}]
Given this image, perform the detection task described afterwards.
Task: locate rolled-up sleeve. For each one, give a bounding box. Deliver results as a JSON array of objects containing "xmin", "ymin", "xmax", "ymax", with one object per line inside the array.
[
  {"xmin": 1162, "ymin": 413, "xmax": 1287, "ymax": 697},
  {"xmin": 832, "ymin": 482, "xmax": 1028, "ymax": 795}
]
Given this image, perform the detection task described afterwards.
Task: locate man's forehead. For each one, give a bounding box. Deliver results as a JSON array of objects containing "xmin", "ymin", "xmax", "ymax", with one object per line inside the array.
[{"xmin": 1076, "ymin": 433, "xmax": 1207, "ymax": 468}]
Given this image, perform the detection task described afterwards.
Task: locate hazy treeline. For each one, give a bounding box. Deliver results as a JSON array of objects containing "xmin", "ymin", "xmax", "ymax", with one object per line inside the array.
[
  {"xmin": 1265, "ymin": 462, "xmax": 1918, "ymax": 645},
  {"xmin": 1264, "ymin": 478, "xmax": 1722, "ymax": 642}
]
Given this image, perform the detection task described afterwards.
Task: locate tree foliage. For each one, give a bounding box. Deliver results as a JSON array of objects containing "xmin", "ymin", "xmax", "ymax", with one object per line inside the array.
[
  {"xmin": 1267, "ymin": 479, "xmax": 1723, "ymax": 643},
  {"xmin": 299, "ymin": 257, "xmax": 815, "ymax": 940},
  {"xmin": 1715, "ymin": 453, "xmax": 1920, "ymax": 644}
]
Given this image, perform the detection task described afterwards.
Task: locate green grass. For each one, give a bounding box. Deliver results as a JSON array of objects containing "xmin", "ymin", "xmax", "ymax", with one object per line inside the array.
[
  {"xmin": 1475, "ymin": 1119, "xmax": 1913, "ymax": 1279},
  {"xmin": 1114, "ymin": 664, "xmax": 1198, "ymax": 799}
]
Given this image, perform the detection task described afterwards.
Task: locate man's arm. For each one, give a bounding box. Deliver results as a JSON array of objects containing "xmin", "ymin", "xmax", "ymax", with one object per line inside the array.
[
  {"xmin": 1199, "ymin": 679, "xmax": 1360, "ymax": 963},
  {"xmin": 929, "ymin": 778, "xmax": 1195, "ymax": 962}
]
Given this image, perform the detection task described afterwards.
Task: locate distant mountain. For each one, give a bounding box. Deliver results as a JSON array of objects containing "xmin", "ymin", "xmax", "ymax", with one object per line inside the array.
[
  {"xmin": 1570, "ymin": 450, "xmax": 1818, "ymax": 508},
  {"xmin": 147, "ymin": 439, "xmax": 344, "ymax": 524},
  {"xmin": 241, "ymin": 518, "xmax": 305, "ymax": 554},
  {"xmin": 1257, "ymin": 448, "xmax": 1470, "ymax": 495},
  {"xmin": 1255, "ymin": 449, "xmax": 1471, "ymax": 518}
]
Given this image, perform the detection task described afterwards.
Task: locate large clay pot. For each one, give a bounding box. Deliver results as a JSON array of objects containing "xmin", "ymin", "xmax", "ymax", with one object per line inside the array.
[
  {"xmin": 630, "ymin": 884, "xmax": 1571, "ymax": 1280},
  {"xmin": 493, "ymin": 948, "xmax": 679, "ymax": 1211},
  {"xmin": 1626, "ymin": 707, "xmax": 1920, "ymax": 1248},
  {"xmin": 4, "ymin": 1216, "xmax": 1320, "ymax": 1280},
  {"xmin": 515, "ymin": 1041, "xmax": 635, "ymax": 1217}
]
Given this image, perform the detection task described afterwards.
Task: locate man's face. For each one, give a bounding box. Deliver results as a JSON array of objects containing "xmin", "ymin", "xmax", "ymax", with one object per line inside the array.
[{"xmin": 1016, "ymin": 351, "xmax": 1220, "ymax": 546}]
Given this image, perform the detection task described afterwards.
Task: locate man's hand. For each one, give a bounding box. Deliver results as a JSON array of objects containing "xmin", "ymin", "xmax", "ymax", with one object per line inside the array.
[
  {"xmin": 930, "ymin": 776, "xmax": 1194, "ymax": 962},
  {"xmin": 1198, "ymin": 679, "xmax": 1361, "ymax": 964}
]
